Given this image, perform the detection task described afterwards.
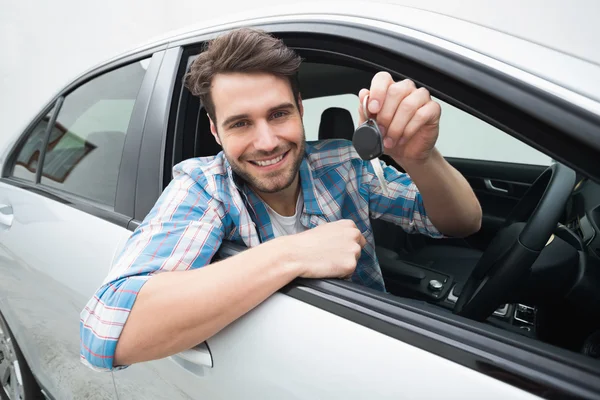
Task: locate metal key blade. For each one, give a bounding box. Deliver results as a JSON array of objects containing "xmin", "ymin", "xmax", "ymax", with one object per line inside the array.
[{"xmin": 370, "ymin": 158, "xmax": 389, "ymax": 196}]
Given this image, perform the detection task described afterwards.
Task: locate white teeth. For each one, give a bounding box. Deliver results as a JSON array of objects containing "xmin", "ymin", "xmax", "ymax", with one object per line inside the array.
[{"xmin": 255, "ymin": 153, "xmax": 284, "ymax": 166}]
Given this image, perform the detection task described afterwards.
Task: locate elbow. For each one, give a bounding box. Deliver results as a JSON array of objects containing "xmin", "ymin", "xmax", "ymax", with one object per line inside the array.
[
  {"xmin": 456, "ymin": 180, "xmax": 483, "ymax": 237},
  {"xmin": 455, "ymin": 202, "xmax": 483, "ymax": 238},
  {"xmin": 471, "ymin": 199, "xmax": 483, "ymax": 234},
  {"xmin": 113, "ymin": 338, "xmax": 132, "ymax": 368},
  {"xmin": 465, "ymin": 207, "xmax": 483, "ymax": 237},
  {"xmin": 436, "ymin": 203, "xmax": 482, "ymax": 239},
  {"xmin": 113, "ymin": 321, "xmax": 144, "ymax": 368}
]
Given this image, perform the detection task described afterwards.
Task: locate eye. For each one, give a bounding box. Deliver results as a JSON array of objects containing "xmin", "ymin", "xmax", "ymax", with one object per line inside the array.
[
  {"xmin": 271, "ymin": 110, "xmax": 289, "ymax": 119},
  {"xmin": 231, "ymin": 120, "xmax": 248, "ymax": 129}
]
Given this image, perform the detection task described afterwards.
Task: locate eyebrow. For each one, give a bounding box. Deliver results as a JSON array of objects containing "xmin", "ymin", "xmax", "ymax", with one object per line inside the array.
[{"xmin": 221, "ymin": 102, "xmax": 296, "ymax": 128}]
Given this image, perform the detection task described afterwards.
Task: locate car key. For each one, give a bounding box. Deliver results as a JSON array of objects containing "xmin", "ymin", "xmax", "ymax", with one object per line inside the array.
[{"xmin": 353, "ymin": 95, "xmax": 389, "ymax": 196}]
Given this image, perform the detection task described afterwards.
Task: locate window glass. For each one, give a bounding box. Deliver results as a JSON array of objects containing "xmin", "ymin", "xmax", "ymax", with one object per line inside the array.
[
  {"xmin": 300, "ymin": 87, "xmax": 551, "ymax": 166},
  {"xmin": 40, "ymin": 59, "xmax": 148, "ymax": 206},
  {"xmin": 434, "ymin": 97, "xmax": 552, "ymax": 165},
  {"xmin": 302, "ymin": 94, "xmax": 360, "ymax": 141},
  {"xmin": 11, "ymin": 109, "xmax": 55, "ymax": 182}
]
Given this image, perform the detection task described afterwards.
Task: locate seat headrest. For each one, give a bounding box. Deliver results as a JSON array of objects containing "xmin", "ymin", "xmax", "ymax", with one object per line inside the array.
[{"xmin": 318, "ymin": 107, "xmax": 354, "ymax": 140}]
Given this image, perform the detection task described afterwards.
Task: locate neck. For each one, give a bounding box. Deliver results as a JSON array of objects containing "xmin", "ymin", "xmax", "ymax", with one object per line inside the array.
[{"xmin": 255, "ymin": 174, "xmax": 300, "ymax": 216}]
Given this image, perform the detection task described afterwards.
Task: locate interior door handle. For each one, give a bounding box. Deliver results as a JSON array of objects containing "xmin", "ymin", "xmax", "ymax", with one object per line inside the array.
[
  {"xmin": 171, "ymin": 342, "xmax": 213, "ymax": 370},
  {"xmin": 484, "ymin": 179, "xmax": 508, "ymax": 194},
  {"xmin": 0, "ymin": 204, "xmax": 14, "ymax": 230}
]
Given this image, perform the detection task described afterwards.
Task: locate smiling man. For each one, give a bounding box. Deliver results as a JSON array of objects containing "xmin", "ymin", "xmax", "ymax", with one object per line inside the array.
[{"xmin": 80, "ymin": 28, "xmax": 482, "ymax": 371}]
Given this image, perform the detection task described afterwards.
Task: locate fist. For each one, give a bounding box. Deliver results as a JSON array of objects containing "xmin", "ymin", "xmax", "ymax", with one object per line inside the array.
[
  {"xmin": 284, "ymin": 220, "xmax": 366, "ymax": 280},
  {"xmin": 358, "ymin": 72, "xmax": 441, "ymax": 164}
]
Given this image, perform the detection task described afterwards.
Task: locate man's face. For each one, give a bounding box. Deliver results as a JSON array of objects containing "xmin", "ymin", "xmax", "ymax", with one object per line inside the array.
[{"xmin": 209, "ymin": 72, "xmax": 305, "ymax": 195}]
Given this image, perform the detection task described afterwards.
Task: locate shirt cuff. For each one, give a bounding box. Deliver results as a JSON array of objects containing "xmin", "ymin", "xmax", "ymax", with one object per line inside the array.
[{"xmin": 80, "ymin": 275, "xmax": 150, "ymax": 371}]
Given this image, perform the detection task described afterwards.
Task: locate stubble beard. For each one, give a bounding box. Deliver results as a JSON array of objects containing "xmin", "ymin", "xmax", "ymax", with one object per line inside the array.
[{"xmin": 226, "ymin": 129, "xmax": 306, "ymax": 194}]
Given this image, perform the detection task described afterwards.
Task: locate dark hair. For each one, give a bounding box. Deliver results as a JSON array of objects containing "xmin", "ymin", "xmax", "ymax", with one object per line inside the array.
[{"xmin": 184, "ymin": 28, "xmax": 302, "ymax": 124}]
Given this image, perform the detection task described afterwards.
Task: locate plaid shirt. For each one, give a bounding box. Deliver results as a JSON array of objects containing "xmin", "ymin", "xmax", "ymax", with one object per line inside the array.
[{"xmin": 80, "ymin": 139, "xmax": 442, "ymax": 371}]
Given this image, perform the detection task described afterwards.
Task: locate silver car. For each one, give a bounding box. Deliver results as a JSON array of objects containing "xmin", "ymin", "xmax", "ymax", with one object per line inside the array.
[{"xmin": 1, "ymin": 3, "xmax": 600, "ymax": 399}]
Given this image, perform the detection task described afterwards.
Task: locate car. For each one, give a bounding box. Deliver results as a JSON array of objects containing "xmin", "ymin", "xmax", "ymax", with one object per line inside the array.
[{"xmin": 1, "ymin": 2, "xmax": 600, "ymax": 399}]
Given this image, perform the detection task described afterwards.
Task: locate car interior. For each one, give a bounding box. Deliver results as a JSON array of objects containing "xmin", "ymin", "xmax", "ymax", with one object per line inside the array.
[{"xmin": 166, "ymin": 54, "xmax": 600, "ymax": 363}]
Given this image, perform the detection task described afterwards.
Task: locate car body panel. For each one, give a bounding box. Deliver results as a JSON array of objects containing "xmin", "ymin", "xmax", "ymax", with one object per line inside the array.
[
  {"xmin": 0, "ymin": 182, "xmax": 131, "ymax": 398},
  {"xmin": 113, "ymin": 292, "xmax": 541, "ymax": 400}
]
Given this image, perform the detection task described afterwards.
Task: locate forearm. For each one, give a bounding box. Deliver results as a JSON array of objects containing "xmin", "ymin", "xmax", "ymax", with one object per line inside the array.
[
  {"xmin": 396, "ymin": 148, "xmax": 482, "ymax": 237},
  {"xmin": 114, "ymin": 237, "xmax": 301, "ymax": 366}
]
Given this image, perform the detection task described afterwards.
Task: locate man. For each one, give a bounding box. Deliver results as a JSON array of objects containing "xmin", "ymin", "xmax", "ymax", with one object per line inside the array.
[{"xmin": 80, "ymin": 28, "xmax": 481, "ymax": 371}]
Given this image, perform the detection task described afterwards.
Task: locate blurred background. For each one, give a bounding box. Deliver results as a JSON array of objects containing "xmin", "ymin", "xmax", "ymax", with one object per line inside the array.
[{"xmin": 1, "ymin": 0, "xmax": 597, "ymax": 154}]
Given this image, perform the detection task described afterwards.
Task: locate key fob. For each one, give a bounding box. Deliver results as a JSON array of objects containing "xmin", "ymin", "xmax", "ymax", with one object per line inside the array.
[{"xmin": 353, "ymin": 119, "xmax": 384, "ymax": 161}]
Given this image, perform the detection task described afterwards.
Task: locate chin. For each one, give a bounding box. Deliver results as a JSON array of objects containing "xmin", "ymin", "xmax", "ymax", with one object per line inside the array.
[{"xmin": 252, "ymin": 174, "xmax": 296, "ymax": 194}]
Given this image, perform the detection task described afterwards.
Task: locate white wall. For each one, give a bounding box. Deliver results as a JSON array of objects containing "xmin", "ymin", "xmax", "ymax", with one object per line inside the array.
[{"xmin": 1, "ymin": 0, "xmax": 598, "ymax": 156}]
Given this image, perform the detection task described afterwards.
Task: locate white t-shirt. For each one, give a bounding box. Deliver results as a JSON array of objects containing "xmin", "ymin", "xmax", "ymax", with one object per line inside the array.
[{"xmin": 265, "ymin": 193, "xmax": 308, "ymax": 237}]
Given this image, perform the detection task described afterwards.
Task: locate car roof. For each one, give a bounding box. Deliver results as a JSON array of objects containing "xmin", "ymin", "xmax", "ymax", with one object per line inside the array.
[
  {"xmin": 3, "ymin": 1, "xmax": 598, "ymax": 169},
  {"xmin": 90, "ymin": 1, "xmax": 599, "ymax": 114}
]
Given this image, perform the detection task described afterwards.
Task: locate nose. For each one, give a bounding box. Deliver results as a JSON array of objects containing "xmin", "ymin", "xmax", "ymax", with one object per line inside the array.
[{"xmin": 253, "ymin": 121, "xmax": 278, "ymax": 152}]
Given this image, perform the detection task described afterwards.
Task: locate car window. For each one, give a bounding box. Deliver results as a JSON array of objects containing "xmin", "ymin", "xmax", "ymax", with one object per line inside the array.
[
  {"xmin": 300, "ymin": 88, "xmax": 551, "ymax": 166},
  {"xmin": 302, "ymin": 94, "xmax": 360, "ymax": 141},
  {"xmin": 39, "ymin": 59, "xmax": 148, "ymax": 207},
  {"xmin": 434, "ymin": 98, "xmax": 552, "ymax": 165},
  {"xmin": 11, "ymin": 109, "xmax": 55, "ymax": 182}
]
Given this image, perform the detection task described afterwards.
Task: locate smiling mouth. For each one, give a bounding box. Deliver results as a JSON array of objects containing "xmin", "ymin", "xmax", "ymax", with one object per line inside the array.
[{"xmin": 249, "ymin": 151, "xmax": 289, "ymax": 167}]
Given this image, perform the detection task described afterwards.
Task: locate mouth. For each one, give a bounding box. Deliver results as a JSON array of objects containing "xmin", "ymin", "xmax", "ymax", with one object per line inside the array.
[{"xmin": 248, "ymin": 150, "xmax": 289, "ymax": 169}]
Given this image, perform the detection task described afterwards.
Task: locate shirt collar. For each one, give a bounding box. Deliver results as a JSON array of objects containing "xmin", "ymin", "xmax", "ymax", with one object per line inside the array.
[{"xmin": 298, "ymin": 156, "xmax": 324, "ymax": 216}]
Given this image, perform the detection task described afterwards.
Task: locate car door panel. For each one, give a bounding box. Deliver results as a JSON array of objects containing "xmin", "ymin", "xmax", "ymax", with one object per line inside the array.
[
  {"xmin": 398, "ymin": 158, "xmax": 547, "ymax": 251},
  {"xmin": 113, "ymin": 289, "xmax": 540, "ymax": 400},
  {"xmin": 373, "ymin": 157, "xmax": 548, "ymax": 260},
  {"xmin": 0, "ymin": 183, "xmax": 128, "ymax": 399},
  {"xmin": 445, "ymin": 158, "xmax": 548, "ymax": 249}
]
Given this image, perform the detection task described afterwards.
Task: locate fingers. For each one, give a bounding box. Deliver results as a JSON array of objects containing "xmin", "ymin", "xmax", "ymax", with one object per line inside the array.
[
  {"xmin": 385, "ymin": 87, "xmax": 432, "ymax": 148},
  {"xmin": 349, "ymin": 224, "xmax": 367, "ymax": 265},
  {"xmin": 401, "ymin": 100, "xmax": 441, "ymax": 146},
  {"xmin": 358, "ymin": 76, "xmax": 437, "ymax": 148},
  {"xmin": 367, "ymin": 71, "xmax": 394, "ymax": 115},
  {"xmin": 332, "ymin": 219, "xmax": 367, "ymax": 250},
  {"xmin": 375, "ymin": 79, "xmax": 415, "ymax": 144},
  {"xmin": 322, "ymin": 219, "xmax": 366, "ymax": 254},
  {"xmin": 357, "ymin": 230, "xmax": 367, "ymax": 248}
]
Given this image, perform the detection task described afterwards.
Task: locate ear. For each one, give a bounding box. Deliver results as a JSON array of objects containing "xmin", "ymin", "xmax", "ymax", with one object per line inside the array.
[{"xmin": 209, "ymin": 116, "xmax": 222, "ymax": 146}]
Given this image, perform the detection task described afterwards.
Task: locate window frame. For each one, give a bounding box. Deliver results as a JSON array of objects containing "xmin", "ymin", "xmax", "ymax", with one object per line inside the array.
[
  {"xmin": 1, "ymin": 47, "xmax": 167, "ymax": 227},
  {"xmin": 134, "ymin": 22, "xmax": 600, "ymax": 398}
]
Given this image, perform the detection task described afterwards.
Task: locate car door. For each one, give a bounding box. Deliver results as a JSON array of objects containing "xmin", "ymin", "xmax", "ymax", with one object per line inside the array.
[
  {"xmin": 105, "ymin": 18, "xmax": 600, "ymax": 399},
  {"xmin": 0, "ymin": 51, "xmax": 163, "ymax": 399}
]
